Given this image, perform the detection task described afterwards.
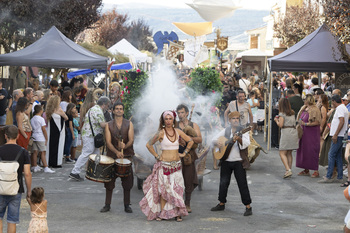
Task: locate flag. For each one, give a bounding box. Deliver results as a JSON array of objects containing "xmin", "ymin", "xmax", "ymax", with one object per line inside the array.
[
  {"xmin": 184, "ymin": 35, "xmax": 206, "ymax": 68},
  {"xmin": 166, "ymin": 40, "xmax": 184, "ymax": 60}
]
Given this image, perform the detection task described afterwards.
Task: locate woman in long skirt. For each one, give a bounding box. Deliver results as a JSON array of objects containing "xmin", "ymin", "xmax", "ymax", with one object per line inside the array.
[{"xmin": 46, "ymin": 96, "xmax": 68, "ymax": 168}]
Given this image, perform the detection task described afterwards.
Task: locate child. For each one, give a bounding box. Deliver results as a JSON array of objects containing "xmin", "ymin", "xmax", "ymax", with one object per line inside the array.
[
  {"xmin": 27, "ymin": 187, "xmax": 48, "ymax": 233},
  {"xmin": 247, "ymin": 91, "xmax": 259, "ymax": 135},
  {"xmin": 70, "ymin": 108, "xmax": 80, "ymax": 161},
  {"xmin": 64, "ymin": 103, "xmax": 76, "ymax": 163},
  {"xmin": 30, "ymin": 105, "xmax": 55, "ymax": 173}
]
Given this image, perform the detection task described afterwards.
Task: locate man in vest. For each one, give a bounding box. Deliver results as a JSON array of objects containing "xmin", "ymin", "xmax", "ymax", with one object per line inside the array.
[
  {"xmin": 210, "ymin": 111, "xmax": 252, "ymax": 216},
  {"xmin": 176, "ymin": 104, "xmax": 202, "ymax": 213},
  {"xmin": 100, "ymin": 102, "xmax": 134, "ymax": 213}
]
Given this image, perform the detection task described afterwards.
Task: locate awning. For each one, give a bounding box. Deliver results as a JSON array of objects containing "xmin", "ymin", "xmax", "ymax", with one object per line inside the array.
[
  {"xmin": 67, "ymin": 63, "xmax": 132, "ymax": 79},
  {"xmin": 172, "ymin": 22, "xmax": 213, "ymax": 37}
]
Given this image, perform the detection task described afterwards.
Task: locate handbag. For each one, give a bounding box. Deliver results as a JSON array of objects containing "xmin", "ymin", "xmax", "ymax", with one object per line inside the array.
[
  {"xmin": 88, "ymin": 111, "xmax": 104, "ymax": 148},
  {"xmin": 296, "ymin": 124, "xmax": 303, "ymax": 139}
]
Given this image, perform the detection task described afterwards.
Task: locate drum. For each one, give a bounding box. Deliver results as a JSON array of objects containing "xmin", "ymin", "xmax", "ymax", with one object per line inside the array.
[
  {"xmin": 115, "ymin": 158, "xmax": 132, "ymax": 177},
  {"xmin": 86, "ymin": 154, "xmax": 115, "ymax": 183}
]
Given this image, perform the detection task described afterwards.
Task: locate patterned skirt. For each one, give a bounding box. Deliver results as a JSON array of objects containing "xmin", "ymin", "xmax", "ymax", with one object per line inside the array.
[{"xmin": 139, "ymin": 161, "xmax": 188, "ymax": 220}]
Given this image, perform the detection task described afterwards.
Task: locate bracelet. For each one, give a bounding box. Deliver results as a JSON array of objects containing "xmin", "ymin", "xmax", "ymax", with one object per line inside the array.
[{"xmin": 155, "ymin": 155, "xmax": 160, "ymax": 160}]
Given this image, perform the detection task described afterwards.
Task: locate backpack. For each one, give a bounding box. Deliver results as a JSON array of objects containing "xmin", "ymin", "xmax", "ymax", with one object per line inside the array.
[{"xmin": 0, "ymin": 148, "xmax": 23, "ymax": 195}]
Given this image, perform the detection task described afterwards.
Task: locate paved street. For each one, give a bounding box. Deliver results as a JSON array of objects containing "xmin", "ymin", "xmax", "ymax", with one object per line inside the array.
[{"xmin": 13, "ymin": 134, "xmax": 347, "ymax": 233}]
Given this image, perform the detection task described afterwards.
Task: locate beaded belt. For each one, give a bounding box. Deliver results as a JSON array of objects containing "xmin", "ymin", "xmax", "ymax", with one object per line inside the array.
[{"xmin": 161, "ymin": 161, "xmax": 182, "ymax": 176}]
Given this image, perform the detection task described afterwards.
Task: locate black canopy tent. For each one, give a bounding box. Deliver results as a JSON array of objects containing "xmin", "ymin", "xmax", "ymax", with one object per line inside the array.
[
  {"xmin": 0, "ymin": 26, "xmax": 108, "ymax": 69},
  {"xmin": 266, "ymin": 24, "xmax": 350, "ymax": 149},
  {"xmin": 268, "ymin": 24, "xmax": 350, "ymax": 73}
]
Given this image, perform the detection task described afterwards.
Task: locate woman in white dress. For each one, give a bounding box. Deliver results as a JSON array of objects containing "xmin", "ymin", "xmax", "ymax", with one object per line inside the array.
[{"xmin": 46, "ymin": 95, "xmax": 68, "ymax": 168}]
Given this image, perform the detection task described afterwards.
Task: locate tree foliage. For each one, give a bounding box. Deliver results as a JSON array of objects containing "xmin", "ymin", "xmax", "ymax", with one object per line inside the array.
[
  {"xmin": 120, "ymin": 69, "xmax": 149, "ymax": 119},
  {"xmin": 323, "ymin": 0, "xmax": 350, "ymax": 64},
  {"xmin": 127, "ymin": 19, "xmax": 154, "ymax": 52},
  {"xmin": 0, "ymin": 0, "xmax": 102, "ymax": 53},
  {"xmin": 187, "ymin": 67, "xmax": 223, "ymax": 106},
  {"xmin": 90, "ymin": 8, "xmax": 130, "ymax": 48},
  {"xmin": 88, "ymin": 8, "xmax": 154, "ymax": 52},
  {"xmin": 273, "ymin": 3, "xmax": 321, "ymax": 48},
  {"xmin": 79, "ymin": 42, "xmax": 129, "ymax": 63}
]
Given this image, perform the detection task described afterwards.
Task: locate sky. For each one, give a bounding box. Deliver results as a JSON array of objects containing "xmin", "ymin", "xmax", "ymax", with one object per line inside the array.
[{"xmin": 103, "ymin": 0, "xmax": 277, "ymax": 11}]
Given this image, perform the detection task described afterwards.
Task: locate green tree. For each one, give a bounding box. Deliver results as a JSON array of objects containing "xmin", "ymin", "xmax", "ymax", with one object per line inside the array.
[
  {"xmin": 187, "ymin": 67, "xmax": 223, "ymax": 105},
  {"xmin": 323, "ymin": 0, "xmax": 350, "ymax": 65},
  {"xmin": 121, "ymin": 69, "xmax": 149, "ymax": 119},
  {"xmin": 273, "ymin": 3, "xmax": 321, "ymax": 48},
  {"xmin": 0, "ymin": 0, "xmax": 102, "ymax": 54},
  {"xmin": 90, "ymin": 8, "xmax": 129, "ymax": 48},
  {"xmin": 127, "ymin": 19, "xmax": 154, "ymax": 52}
]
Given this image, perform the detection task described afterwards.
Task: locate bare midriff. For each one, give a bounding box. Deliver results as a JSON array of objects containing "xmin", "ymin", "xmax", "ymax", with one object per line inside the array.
[{"xmin": 161, "ymin": 150, "xmax": 180, "ymax": 162}]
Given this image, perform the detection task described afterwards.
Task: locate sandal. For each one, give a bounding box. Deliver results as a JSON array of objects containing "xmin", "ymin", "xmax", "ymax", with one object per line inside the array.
[
  {"xmin": 176, "ymin": 216, "xmax": 182, "ymax": 222},
  {"xmin": 156, "ymin": 217, "xmax": 162, "ymax": 221},
  {"xmin": 341, "ymin": 181, "xmax": 350, "ymax": 187},
  {"xmin": 311, "ymin": 171, "xmax": 319, "ymax": 178},
  {"xmin": 297, "ymin": 170, "xmax": 310, "ymax": 176},
  {"xmin": 283, "ymin": 170, "xmax": 292, "ymax": 179}
]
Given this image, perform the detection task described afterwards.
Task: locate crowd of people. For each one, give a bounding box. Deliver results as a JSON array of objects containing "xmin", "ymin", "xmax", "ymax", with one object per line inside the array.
[{"xmin": 1, "ymin": 68, "xmax": 350, "ymax": 231}]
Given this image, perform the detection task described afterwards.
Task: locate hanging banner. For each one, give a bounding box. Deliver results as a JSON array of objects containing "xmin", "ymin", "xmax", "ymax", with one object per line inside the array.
[
  {"xmin": 217, "ymin": 36, "xmax": 228, "ymax": 52},
  {"xmin": 166, "ymin": 40, "xmax": 184, "ymax": 61},
  {"xmin": 193, "ymin": 45, "xmax": 209, "ymax": 65},
  {"xmin": 184, "ymin": 35, "xmax": 206, "ymax": 68}
]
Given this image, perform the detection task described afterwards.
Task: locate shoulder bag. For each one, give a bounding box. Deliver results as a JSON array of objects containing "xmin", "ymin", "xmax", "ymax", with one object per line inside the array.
[{"xmin": 88, "ymin": 110, "xmax": 104, "ymax": 148}]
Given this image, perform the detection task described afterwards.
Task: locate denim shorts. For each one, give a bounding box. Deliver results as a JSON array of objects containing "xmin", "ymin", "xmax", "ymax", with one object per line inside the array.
[
  {"xmin": 0, "ymin": 193, "xmax": 22, "ymax": 223},
  {"xmin": 72, "ymin": 137, "xmax": 78, "ymax": 148},
  {"xmin": 0, "ymin": 114, "xmax": 6, "ymax": 126}
]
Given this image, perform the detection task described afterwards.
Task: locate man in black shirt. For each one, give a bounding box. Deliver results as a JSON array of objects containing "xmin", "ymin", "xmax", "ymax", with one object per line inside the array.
[{"xmin": 0, "ymin": 125, "xmax": 31, "ymax": 232}]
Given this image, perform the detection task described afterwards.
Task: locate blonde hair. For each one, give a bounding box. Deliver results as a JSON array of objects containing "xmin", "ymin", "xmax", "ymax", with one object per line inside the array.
[
  {"xmin": 304, "ymin": 94, "xmax": 315, "ymax": 105},
  {"xmin": 79, "ymin": 89, "xmax": 95, "ymax": 123},
  {"xmin": 46, "ymin": 95, "xmax": 61, "ymax": 121}
]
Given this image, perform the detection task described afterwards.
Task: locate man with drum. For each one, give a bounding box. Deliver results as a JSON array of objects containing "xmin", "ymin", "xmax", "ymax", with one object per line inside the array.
[
  {"xmin": 100, "ymin": 102, "xmax": 134, "ymax": 213},
  {"xmin": 69, "ymin": 96, "xmax": 111, "ymax": 181},
  {"xmin": 176, "ymin": 104, "xmax": 202, "ymax": 213}
]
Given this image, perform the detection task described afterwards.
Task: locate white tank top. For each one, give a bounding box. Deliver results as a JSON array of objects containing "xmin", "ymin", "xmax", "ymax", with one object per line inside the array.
[{"xmin": 160, "ymin": 129, "xmax": 179, "ymax": 150}]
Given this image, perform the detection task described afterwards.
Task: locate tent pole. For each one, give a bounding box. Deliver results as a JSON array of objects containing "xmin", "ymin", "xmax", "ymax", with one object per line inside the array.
[
  {"xmin": 263, "ymin": 56, "xmax": 268, "ymax": 143},
  {"xmin": 106, "ymin": 65, "xmax": 109, "ymax": 96},
  {"xmin": 267, "ymin": 72, "xmax": 273, "ymax": 151}
]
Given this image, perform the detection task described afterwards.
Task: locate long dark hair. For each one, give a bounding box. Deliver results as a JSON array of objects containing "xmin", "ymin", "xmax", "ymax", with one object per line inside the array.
[
  {"xmin": 158, "ymin": 111, "xmax": 177, "ymax": 131},
  {"xmin": 278, "ymin": 98, "xmax": 294, "ymax": 116},
  {"xmin": 15, "ymin": 97, "xmax": 28, "ymax": 114},
  {"xmin": 66, "ymin": 103, "xmax": 76, "ymax": 117}
]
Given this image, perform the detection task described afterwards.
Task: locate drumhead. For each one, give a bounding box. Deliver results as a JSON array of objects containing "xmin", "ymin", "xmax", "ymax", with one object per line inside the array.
[
  {"xmin": 89, "ymin": 154, "xmax": 115, "ymax": 164},
  {"xmin": 115, "ymin": 158, "xmax": 131, "ymax": 164}
]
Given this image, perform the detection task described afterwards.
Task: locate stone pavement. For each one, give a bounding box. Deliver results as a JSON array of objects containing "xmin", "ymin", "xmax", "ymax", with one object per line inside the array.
[{"xmin": 11, "ymin": 134, "xmax": 349, "ymax": 232}]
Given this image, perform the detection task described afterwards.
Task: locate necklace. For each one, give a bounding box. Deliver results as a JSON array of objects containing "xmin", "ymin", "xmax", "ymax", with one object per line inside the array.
[{"xmin": 165, "ymin": 128, "xmax": 176, "ymax": 143}]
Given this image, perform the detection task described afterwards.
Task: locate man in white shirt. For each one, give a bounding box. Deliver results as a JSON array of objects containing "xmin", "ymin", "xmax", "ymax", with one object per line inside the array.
[
  {"xmin": 319, "ymin": 94, "xmax": 349, "ymax": 183},
  {"xmin": 238, "ymin": 73, "xmax": 251, "ymax": 96},
  {"xmin": 210, "ymin": 111, "xmax": 252, "ymax": 216}
]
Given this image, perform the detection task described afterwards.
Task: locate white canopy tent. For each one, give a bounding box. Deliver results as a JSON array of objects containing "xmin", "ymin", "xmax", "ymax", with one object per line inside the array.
[{"xmin": 108, "ymin": 39, "xmax": 148, "ymax": 63}]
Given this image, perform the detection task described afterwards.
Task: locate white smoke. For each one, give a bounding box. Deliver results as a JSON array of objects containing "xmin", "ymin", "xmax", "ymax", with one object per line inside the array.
[{"xmin": 132, "ymin": 59, "xmax": 223, "ymax": 165}]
